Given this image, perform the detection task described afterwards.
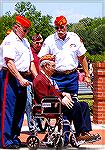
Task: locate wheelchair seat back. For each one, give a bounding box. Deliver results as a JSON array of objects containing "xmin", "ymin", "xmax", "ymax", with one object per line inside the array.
[{"xmin": 41, "ymin": 96, "xmax": 61, "ymax": 116}]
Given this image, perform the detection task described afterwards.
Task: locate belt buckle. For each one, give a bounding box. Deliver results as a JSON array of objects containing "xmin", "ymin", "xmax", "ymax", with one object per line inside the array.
[{"xmin": 65, "ymin": 70, "xmax": 70, "ymax": 74}]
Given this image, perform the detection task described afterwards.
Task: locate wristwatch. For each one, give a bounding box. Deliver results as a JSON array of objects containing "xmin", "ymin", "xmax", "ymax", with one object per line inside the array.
[{"xmin": 85, "ymin": 75, "xmax": 90, "ymax": 78}]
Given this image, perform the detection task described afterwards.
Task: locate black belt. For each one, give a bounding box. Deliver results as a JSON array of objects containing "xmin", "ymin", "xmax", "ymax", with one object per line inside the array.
[
  {"xmin": 2, "ymin": 67, "xmax": 8, "ymax": 71},
  {"xmin": 19, "ymin": 71, "xmax": 31, "ymax": 77},
  {"xmin": 54, "ymin": 68, "xmax": 77, "ymax": 75},
  {"xmin": 2, "ymin": 67, "xmax": 31, "ymax": 77}
]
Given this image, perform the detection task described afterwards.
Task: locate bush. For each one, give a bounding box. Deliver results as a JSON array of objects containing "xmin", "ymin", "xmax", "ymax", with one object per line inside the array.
[
  {"xmin": 79, "ymin": 99, "xmax": 93, "ymax": 115},
  {"xmin": 85, "ymin": 52, "xmax": 105, "ymax": 62}
]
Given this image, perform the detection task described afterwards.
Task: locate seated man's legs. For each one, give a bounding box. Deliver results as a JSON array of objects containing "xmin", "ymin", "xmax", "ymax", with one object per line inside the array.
[
  {"xmin": 80, "ymin": 101, "xmax": 92, "ymax": 132},
  {"xmin": 62, "ymin": 97, "xmax": 100, "ymax": 144},
  {"xmin": 62, "ymin": 98, "xmax": 89, "ymax": 137},
  {"xmin": 52, "ymin": 72, "xmax": 96, "ymax": 143}
]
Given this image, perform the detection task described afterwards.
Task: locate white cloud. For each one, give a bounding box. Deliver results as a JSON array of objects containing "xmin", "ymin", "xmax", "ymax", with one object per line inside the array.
[{"xmin": 52, "ymin": 9, "xmax": 87, "ymax": 23}]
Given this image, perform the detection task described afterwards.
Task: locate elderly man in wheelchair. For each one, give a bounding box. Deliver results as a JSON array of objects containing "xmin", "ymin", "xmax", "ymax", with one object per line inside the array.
[{"xmin": 27, "ymin": 54, "xmax": 101, "ymax": 149}]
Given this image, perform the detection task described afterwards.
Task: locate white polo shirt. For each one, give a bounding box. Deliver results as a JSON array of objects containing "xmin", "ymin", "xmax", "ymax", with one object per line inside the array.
[
  {"xmin": 38, "ymin": 32, "xmax": 87, "ymax": 71},
  {"xmin": 1, "ymin": 31, "xmax": 34, "ymax": 72}
]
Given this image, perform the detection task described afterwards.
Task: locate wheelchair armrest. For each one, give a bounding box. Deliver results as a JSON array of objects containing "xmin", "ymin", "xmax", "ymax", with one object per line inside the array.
[
  {"xmin": 41, "ymin": 96, "xmax": 60, "ymax": 103},
  {"xmin": 32, "ymin": 104, "xmax": 41, "ymax": 114}
]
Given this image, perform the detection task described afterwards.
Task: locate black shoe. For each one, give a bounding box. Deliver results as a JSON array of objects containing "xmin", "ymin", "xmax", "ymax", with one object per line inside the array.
[
  {"xmin": 5, "ymin": 144, "xmax": 20, "ymax": 149},
  {"xmin": 14, "ymin": 144, "xmax": 20, "ymax": 149},
  {"xmin": 64, "ymin": 141, "xmax": 69, "ymax": 147},
  {"xmin": 13, "ymin": 137, "xmax": 21, "ymax": 148}
]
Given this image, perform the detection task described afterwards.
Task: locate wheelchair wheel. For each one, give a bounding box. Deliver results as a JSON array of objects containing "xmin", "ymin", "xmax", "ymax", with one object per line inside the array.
[
  {"xmin": 27, "ymin": 135, "xmax": 39, "ymax": 149},
  {"xmin": 55, "ymin": 136, "xmax": 64, "ymax": 148},
  {"xmin": 70, "ymin": 134, "xmax": 80, "ymax": 148},
  {"xmin": 44, "ymin": 133, "xmax": 55, "ymax": 147}
]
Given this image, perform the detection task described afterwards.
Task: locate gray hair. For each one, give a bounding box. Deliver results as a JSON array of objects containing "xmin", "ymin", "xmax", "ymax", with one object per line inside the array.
[{"xmin": 40, "ymin": 60, "xmax": 51, "ymax": 67}]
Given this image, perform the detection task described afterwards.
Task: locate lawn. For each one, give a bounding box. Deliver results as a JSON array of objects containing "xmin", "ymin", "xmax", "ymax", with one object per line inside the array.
[{"xmin": 78, "ymin": 94, "xmax": 93, "ymax": 115}]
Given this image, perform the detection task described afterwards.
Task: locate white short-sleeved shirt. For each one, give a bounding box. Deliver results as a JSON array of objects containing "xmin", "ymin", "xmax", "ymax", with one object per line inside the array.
[
  {"xmin": 1, "ymin": 31, "xmax": 34, "ymax": 72},
  {"xmin": 0, "ymin": 45, "xmax": 3, "ymax": 70},
  {"xmin": 38, "ymin": 32, "xmax": 87, "ymax": 71}
]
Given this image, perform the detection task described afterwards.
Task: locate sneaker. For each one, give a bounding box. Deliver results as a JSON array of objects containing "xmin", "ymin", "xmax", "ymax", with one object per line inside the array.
[{"xmin": 76, "ymin": 132, "xmax": 101, "ymax": 143}]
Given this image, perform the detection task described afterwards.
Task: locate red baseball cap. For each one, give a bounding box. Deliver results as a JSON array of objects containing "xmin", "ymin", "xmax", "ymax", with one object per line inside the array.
[
  {"xmin": 40, "ymin": 54, "xmax": 55, "ymax": 63},
  {"xmin": 16, "ymin": 15, "xmax": 31, "ymax": 28},
  {"xmin": 54, "ymin": 16, "xmax": 67, "ymax": 26}
]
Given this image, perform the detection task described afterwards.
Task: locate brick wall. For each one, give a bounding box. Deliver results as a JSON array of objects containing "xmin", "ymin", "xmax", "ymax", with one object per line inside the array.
[{"xmin": 93, "ymin": 62, "xmax": 105, "ymax": 124}]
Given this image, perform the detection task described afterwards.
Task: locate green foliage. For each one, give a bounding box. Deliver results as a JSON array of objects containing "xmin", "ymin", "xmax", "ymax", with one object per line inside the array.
[
  {"xmin": 15, "ymin": 1, "xmax": 33, "ymax": 15},
  {"xmin": 79, "ymin": 99, "xmax": 93, "ymax": 115},
  {"xmin": 78, "ymin": 17, "xmax": 93, "ymax": 26},
  {"xmin": 0, "ymin": 13, "xmax": 16, "ymax": 42},
  {"xmin": 68, "ymin": 17, "xmax": 105, "ymax": 57},
  {"xmin": 14, "ymin": 1, "xmax": 55, "ymax": 43},
  {"xmin": 0, "ymin": 1, "xmax": 55, "ymax": 44},
  {"xmin": 85, "ymin": 52, "xmax": 105, "ymax": 62},
  {"xmin": 0, "ymin": 1, "xmax": 105, "ymax": 62},
  {"xmin": 90, "ymin": 24, "xmax": 105, "ymax": 54}
]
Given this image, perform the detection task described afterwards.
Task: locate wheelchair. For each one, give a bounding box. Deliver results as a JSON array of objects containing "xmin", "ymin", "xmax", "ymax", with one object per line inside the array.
[
  {"xmin": 26, "ymin": 96, "xmax": 83, "ymax": 149},
  {"xmin": 26, "ymin": 86, "xmax": 101, "ymax": 149}
]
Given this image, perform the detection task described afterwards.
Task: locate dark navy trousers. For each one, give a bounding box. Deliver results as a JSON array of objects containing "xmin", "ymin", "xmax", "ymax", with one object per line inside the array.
[
  {"xmin": 0, "ymin": 69, "xmax": 27, "ymax": 148},
  {"xmin": 52, "ymin": 71, "xmax": 92, "ymax": 142}
]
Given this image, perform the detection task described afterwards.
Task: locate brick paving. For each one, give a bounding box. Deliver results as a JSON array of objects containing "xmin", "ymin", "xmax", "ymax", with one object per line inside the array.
[
  {"xmin": 0, "ymin": 115, "xmax": 104, "ymax": 150},
  {"xmin": 18, "ymin": 114, "xmax": 105, "ymax": 149}
]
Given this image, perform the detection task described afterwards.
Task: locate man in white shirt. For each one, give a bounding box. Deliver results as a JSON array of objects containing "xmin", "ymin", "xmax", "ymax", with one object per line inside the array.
[
  {"xmin": 38, "ymin": 15, "xmax": 93, "ymax": 145},
  {"xmin": 0, "ymin": 15, "xmax": 38, "ymax": 149},
  {"xmin": 38, "ymin": 15, "xmax": 90, "ymax": 93}
]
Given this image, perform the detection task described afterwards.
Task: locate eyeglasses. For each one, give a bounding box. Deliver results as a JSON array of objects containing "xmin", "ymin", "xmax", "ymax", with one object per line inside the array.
[
  {"xmin": 55, "ymin": 25, "xmax": 66, "ymax": 30},
  {"xmin": 23, "ymin": 28, "xmax": 29, "ymax": 33},
  {"xmin": 16, "ymin": 24, "xmax": 29, "ymax": 33},
  {"xmin": 35, "ymin": 42, "xmax": 43, "ymax": 45}
]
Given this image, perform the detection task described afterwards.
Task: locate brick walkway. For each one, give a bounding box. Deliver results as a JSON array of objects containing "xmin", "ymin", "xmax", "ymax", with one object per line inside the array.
[{"xmin": 18, "ymin": 114, "xmax": 105, "ymax": 149}]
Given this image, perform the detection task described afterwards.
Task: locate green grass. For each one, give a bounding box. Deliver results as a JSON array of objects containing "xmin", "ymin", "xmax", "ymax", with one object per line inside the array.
[{"xmin": 78, "ymin": 94, "xmax": 93, "ymax": 115}]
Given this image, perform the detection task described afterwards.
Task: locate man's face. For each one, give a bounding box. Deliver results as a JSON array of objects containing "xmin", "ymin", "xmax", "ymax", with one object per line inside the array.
[
  {"xmin": 15, "ymin": 24, "xmax": 29, "ymax": 39},
  {"xmin": 46, "ymin": 61, "xmax": 55, "ymax": 75},
  {"xmin": 55, "ymin": 24, "xmax": 67, "ymax": 39},
  {"xmin": 32, "ymin": 41, "xmax": 43, "ymax": 53}
]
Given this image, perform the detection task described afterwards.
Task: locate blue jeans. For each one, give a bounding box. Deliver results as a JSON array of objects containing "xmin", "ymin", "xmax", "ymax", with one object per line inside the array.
[
  {"xmin": 25, "ymin": 84, "xmax": 42, "ymax": 131},
  {"xmin": 25, "ymin": 84, "xmax": 34, "ymax": 130}
]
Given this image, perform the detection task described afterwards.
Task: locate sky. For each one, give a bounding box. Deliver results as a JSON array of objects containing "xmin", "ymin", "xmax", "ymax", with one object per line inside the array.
[{"xmin": 0, "ymin": 0, "xmax": 105, "ymax": 24}]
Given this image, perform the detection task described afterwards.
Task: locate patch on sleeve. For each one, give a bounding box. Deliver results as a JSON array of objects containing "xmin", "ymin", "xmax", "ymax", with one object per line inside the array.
[
  {"xmin": 80, "ymin": 38, "xmax": 84, "ymax": 43},
  {"xmin": 4, "ymin": 42, "xmax": 11, "ymax": 45},
  {"xmin": 42, "ymin": 42, "xmax": 46, "ymax": 47},
  {"xmin": 70, "ymin": 44, "xmax": 76, "ymax": 48}
]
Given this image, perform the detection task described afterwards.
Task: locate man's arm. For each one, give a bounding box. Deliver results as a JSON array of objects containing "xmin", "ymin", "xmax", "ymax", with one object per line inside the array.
[
  {"xmin": 30, "ymin": 61, "xmax": 38, "ymax": 78},
  {"xmin": 33, "ymin": 76, "xmax": 74, "ymax": 109},
  {"xmin": 78, "ymin": 55, "xmax": 91, "ymax": 84},
  {"xmin": 5, "ymin": 58, "xmax": 30, "ymax": 87}
]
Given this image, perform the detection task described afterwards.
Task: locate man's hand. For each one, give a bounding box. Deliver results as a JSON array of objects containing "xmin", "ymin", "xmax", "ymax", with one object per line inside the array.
[
  {"xmin": 62, "ymin": 92, "xmax": 71, "ymax": 99},
  {"xmin": 19, "ymin": 78, "xmax": 30, "ymax": 87},
  {"xmin": 62, "ymin": 94, "xmax": 74, "ymax": 109},
  {"xmin": 84, "ymin": 76, "xmax": 91, "ymax": 87}
]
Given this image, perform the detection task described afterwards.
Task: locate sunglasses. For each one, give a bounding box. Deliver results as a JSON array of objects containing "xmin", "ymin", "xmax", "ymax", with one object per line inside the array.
[
  {"xmin": 55, "ymin": 25, "xmax": 66, "ymax": 30},
  {"xmin": 16, "ymin": 24, "xmax": 29, "ymax": 33},
  {"xmin": 35, "ymin": 42, "xmax": 43, "ymax": 45},
  {"xmin": 23, "ymin": 28, "xmax": 29, "ymax": 33}
]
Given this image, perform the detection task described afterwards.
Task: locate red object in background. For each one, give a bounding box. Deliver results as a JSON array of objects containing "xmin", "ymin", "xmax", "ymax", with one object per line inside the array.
[{"xmin": 78, "ymin": 72, "xmax": 85, "ymax": 83}]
